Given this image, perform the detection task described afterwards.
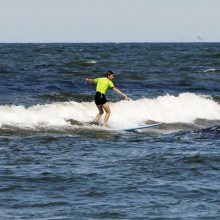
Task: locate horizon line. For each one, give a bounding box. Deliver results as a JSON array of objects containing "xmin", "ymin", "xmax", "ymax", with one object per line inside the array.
[{"xmin": 0, "ymin": 41, "xmax": 220, "ymax": 44}]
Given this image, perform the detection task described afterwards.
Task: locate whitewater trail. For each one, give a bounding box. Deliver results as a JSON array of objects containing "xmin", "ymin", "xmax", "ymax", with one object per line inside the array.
[{"xmin": 0, "ymin": 93, "xmax": 220, "ymax": 130}]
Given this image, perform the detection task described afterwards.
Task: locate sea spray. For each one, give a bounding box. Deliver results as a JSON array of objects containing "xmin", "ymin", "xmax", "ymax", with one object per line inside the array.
[
  {"xmin": 0, "ymin": 93, "xmax": 219, "ymax": 129},
  {"xmin": 110, "ymin": 93, "xmax": 220, "ymax": 128}
]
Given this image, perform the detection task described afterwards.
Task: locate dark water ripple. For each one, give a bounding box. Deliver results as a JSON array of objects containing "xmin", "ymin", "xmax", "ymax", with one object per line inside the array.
[{"xmin": 0, "ymin": 131, "xmax": 220, "ymax": 219}]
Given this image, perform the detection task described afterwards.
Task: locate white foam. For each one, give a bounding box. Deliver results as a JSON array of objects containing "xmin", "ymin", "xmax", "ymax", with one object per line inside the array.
[
  {"xmin": 86, "ymin": 60, "xmax": 97, "ymax": 64},
  {"xmin": 203, "ymin": 68, "xmax": 219, "ymax": 72},
  {"xmin": 109, "ymin": 93, "xmax": 220, "ymax": 128},
  {"xmin": 0, "ymin": 93, "xmax": 219, "ymax": 129}
]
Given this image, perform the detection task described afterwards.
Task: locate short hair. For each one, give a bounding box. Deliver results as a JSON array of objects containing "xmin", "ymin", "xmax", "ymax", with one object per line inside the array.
[{"xmin": 105, "ymin": 71, "xmax": 114, "ymax": 78}]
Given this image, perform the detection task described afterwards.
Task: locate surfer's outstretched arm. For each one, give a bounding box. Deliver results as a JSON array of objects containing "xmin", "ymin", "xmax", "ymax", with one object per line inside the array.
[
  {"xmin": 112, "ymin": 87, "xmax": 129, "ymax": 100},
  {"xmin": 85, "ymin": 78, "xmax": 94, "ymax": 84}
]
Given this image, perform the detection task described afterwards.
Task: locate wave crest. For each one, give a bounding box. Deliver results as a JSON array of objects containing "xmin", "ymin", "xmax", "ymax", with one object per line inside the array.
[{"xmin": 0, "ymin": 93, "xmax": 219, "ymax": 129}]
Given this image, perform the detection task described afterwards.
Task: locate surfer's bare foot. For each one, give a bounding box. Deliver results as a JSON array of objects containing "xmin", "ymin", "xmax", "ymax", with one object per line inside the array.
[{"xmin": 92, "ymin": 121, "xmax": 98, "ymax": 125}]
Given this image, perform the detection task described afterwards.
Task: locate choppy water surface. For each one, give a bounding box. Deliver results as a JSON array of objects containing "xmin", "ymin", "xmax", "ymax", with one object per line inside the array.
[{"xmin": 0, "ymin": 43, "xmax": 220, "ymax": 219}]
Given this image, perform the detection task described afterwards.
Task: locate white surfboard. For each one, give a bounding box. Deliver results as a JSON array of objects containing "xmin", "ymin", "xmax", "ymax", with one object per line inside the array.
[
  {"xmin": 66, "ymin": 119, "xmax": 163, "ymax": 131},
  {"xmin": 111, "ymin": 123, "xmax": 164, "ymax": 131}
]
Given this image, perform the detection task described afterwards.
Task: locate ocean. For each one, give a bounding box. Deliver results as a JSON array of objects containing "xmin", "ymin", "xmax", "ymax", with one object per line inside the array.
[{"xmin": 0, "ymin": 43, "xmax": 220, "ymax": 219}]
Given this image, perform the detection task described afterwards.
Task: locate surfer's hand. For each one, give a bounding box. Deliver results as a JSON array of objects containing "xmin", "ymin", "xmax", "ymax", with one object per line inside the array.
[
  {"xmin": 85, "ymin": 78, "xmax": 91, "ymax": 84},
  {"xmin": 124, "ymin": 95, "xmax": 129, "ymax": 100}
]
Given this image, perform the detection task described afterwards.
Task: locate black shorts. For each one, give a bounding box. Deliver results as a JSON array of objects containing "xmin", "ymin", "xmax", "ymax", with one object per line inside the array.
[{"xmin": 94, "ymin": 92, "xmax": 107, "ymax": 105}]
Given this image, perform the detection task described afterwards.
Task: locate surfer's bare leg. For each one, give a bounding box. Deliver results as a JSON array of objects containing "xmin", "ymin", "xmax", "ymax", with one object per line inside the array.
[
  {"xmin": 102, "ymin": 103, "xmax": 111, "ymax": 127},
  {"xmin": 94, "ymin": 105, "xmax": 104, "ymax": 124}
]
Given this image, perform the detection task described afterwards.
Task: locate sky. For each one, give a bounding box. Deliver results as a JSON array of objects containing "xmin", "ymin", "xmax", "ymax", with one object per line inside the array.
[{"xmin": 0, "ymin": 0, "xmax": 220, "ymax": 43}]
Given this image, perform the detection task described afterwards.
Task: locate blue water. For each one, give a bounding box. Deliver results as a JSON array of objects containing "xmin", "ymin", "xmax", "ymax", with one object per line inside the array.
[{"xmin": 0, "ymin": 43, "xmax": 220, "ymax": 219}]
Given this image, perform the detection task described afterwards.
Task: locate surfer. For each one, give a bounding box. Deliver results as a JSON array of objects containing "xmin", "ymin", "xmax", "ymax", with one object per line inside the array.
[{"xmin": 85, "ymin": 71, "xmax": 129, "ymax": 127}]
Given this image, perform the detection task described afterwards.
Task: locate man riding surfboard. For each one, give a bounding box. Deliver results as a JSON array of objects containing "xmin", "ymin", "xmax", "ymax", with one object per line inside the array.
[{"xmin": 85, "ymin": 71, "xmax": 129, "ymax": 127}]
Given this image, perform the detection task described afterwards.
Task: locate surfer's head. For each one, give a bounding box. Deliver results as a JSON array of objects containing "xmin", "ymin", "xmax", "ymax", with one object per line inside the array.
[{"xmin": 105, "ymin": 71, "xmax": 114, "ymax": 80}]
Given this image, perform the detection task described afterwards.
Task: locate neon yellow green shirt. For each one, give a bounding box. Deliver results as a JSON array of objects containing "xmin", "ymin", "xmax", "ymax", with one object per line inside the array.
[{"xmin": 94, "ymin": 77, "xmax": 114, "ymax": 94}]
